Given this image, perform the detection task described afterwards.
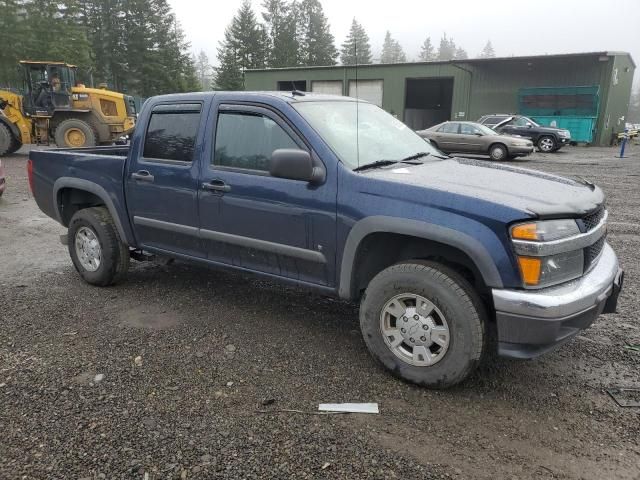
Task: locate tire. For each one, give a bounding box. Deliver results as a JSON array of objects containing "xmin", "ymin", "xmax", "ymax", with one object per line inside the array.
[
  {"xmin": 8, "ymin": 139, "xmax": 22, "ymax": 155},
  {"xmin": 68, "ymin": 207, "xmax": 129, "ymax": 286},
  {"xmin": 359, "ymin": 261, "xmax": 486, "ymax": 388},
  {"xmin": 54, "ymin": 119, "xmax": 97, "ymax": 148},
  {"xmin": 489, "ymin": 143, "xmax": 507, "ymax": 161},
  {"xmin": 537, "ymin": 135, "xmax": 556, "ymax": 153},
  {"xmin": 0, "ymin": 122, "xmax": 14, "ymax": 156}
]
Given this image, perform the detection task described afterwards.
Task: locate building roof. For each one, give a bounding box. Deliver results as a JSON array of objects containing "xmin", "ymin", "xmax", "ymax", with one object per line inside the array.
[{"xmin": 247, "ymin": 51, "xmax": 636, "ymax": 72}]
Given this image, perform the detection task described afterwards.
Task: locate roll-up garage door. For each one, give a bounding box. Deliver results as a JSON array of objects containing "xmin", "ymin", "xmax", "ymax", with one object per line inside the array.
[
  {"xmin": 348, "ymin": 80, "xmax": 383, "ymax": 107},
  {"xmin": 311, "ymin": 80, "xmax": 343, "ymax": 95}
]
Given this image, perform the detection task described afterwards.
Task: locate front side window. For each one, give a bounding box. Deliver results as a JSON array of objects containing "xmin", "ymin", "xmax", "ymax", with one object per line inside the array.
[
  {"xmin": 460, "ymin": 123, "xmax": 480, "ymax": 135},
  {"xmin": 294, "ymin": 101, "xmax": 440, "ymax": 170},
  {"xmin": 213, "ymin": 112, "xmax": 298, "ymax": 172},
  {"xmin": 143, "ymin": 104, "xmax": 202, "ymax": 162}
]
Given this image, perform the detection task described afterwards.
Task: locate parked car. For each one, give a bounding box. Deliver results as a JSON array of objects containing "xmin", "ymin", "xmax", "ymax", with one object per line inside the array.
[
  {"xmin": 416, "ymin": 121, "xmax": 534, "ymax": 161},
  {"xmin": 28, "ymin": 92, "xmax": 623, "ymax": 388},
  {"xmin": 0, "ymin": 159, "xmax": 5, "ymax": 196},
  {"xmin": 478, "ymin": 114, "xmax": 571, "ymax": 152}
]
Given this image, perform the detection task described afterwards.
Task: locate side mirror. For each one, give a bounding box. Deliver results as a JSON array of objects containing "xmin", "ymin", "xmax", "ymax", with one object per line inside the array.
[
  {"xmin": 270, "ymin": 149, "xmax": 324, "ymax": 183},
  {"xmin": 474, "ymin": 132, "xmax": 483, "ymax": 136},
  {"xmin": 526, "ymin": 122, "xmax": 533, "ymax": 128}
]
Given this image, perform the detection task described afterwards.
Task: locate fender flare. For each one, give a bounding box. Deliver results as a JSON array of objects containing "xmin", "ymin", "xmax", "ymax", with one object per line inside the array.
[
  {"xmin": 338, "ymin": 216, "xmax": 504, "ymax": 299},
  {"xmin": 0, "ymin": 115, "xmax": 21, "ymax": 141},
  {"xmin": 52, "ymin": 177, "xmax": 130, "ymax": 245}
]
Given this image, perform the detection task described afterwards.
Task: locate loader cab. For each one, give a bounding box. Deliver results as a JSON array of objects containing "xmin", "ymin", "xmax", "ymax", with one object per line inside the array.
[{"xmin": 20, "ymin": 61, "xmax": 76, "ymax": 116}]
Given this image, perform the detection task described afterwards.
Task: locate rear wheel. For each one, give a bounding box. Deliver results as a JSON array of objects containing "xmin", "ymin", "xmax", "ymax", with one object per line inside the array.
[
  {"xmin": 0, "ymin": 123, "xmax": 14, "ymax": 156},
  {"xmin": 7, "ymin": 139, "xmax": 22, "ymax": 154},
  {"xmin": 489, "ymin": 143, "xmax": 507, "ymax": 161},
  {"xmin": 68, "ymin": 207, "xmax": 129, "ymax": 286},
  {"xmin": 55, "ymin": 119, "xmax": 97, "ymax": 148},
  {"xmin": 537, "ymin": 136, "xmax": 556, "ymax": 152},
  {"xmin": 359, "ymin": 261, "xmax": 486, "ymax": 388}
]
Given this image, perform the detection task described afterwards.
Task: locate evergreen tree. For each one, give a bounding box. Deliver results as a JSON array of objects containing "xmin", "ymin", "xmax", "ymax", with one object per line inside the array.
[
  {"xmin": 454, "ymin": 47, "xmax": 468, "ymax": 59},
  {"xmin": 0, "ymin": 0, "xmax": 27, "ymax": 87},
  {"xmin": 213, "ymin": 37, "xmax": 243, "ymax": 90},
  {"xmin": 418, "ymin": 36, "xmax": 435, "ymax": 62},
  {"xmin": 297, "ymin": 0, "xmax": 337, "ymax": 66},
  {"xmin": 436, "ymin": 33, "xmax": 456, "ymax": 61},
  {"xmin": 340, "ymin": 18, "xmax": 372, "ymax": 65},
  {"xmin": 262, "ymin": 0, "xmax": 298, "ymax": 67},
  {"xmin": 195, "ymin": 51, "xmax": 212, "ymax": 90},
  {"xmin": 213, "ymin": 1, "xmax": 267, "ymax": 90},
  {"xmin": 380, "ymin": 31, "xmax": 406, "ymax": 64},
  {"xmin": 479, "ymin": 40, "xmax": 495, "ymax": 58}
]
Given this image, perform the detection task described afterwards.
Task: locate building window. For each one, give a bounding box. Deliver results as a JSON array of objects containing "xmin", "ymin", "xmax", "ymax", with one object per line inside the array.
[{"xmin": 277, "ymin": 80, "xmax": 306, "ymax": 91}]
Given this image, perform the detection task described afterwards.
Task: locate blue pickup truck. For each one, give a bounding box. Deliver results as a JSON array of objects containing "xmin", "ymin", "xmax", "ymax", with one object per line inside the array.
[{"xmin": 29, "ymin": 92, "xmax": 623, "ymax": 388}]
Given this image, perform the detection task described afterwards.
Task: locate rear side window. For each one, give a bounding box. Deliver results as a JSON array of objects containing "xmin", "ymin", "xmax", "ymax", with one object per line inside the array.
[
  {"xmin": 143, "ymin": 103, "xmax": 202, "ymax": 162},
  {"xmin": 213, "ymin": 112, "xmax": 298, "ymax": 172},
  {"xmin": 438, "ymin": 123, "xmax": 459, "ymax": 134}
]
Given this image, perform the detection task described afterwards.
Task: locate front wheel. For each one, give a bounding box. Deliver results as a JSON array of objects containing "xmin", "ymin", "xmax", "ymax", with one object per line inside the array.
[
  {"xmin": 68, "ymin": 207, "xmax": 129, "ymax": 286},
  {"xmin": 489, "ymin": 143, "xmax": 507, "ymax": 161},
  {"xmin": 537, "ymin": 136, "xmax": 556, "ymax": 152},
  {"xmin": 359, "ymin": 261, "xmax": 486, "ymax": 388}
]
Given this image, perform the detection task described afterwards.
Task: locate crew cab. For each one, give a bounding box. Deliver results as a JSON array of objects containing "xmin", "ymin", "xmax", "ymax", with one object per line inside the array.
[
  {"xmin": 28, "ymin": 92, "xmax": 623, "ymax": 388},
  {"xmin": 478, "ymin": 114, "xmax": 572, "ymax": 152}
]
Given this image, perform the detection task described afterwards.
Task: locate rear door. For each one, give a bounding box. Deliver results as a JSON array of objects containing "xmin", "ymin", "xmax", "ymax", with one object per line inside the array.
[
  {"xmin": 198, "ymin": 102, "xmax": 337, "ymax": 287},
  {"xmin": 125, "ymin": 102, "xmax": 205, "ymax": 257},
  {"xmin": 432, "ymin": 122, "xmax": 460, "ymax": 152}
]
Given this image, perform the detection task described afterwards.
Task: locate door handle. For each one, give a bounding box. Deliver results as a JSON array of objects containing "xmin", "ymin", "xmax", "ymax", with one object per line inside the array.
[
  {"xmin": 131, "ymin": 170, "xmax": 154, "ymax": 182},
  {"xmin": 202, "ymin": 179, "xmax": 231, "ymax": 193}
]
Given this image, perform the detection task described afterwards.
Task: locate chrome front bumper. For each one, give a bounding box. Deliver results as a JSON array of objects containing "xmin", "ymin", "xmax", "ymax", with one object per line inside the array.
[{"xmin": 492, "ymin": 243, "xmax": 623, "ymax": 358}]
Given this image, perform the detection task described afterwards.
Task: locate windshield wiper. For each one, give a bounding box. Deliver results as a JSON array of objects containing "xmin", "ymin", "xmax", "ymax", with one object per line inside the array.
[
  {"xmin": 352, "ymin": 160, "xmax": 403, "ymax": 172},
  {"xmin": 400, "ymin": 151, "xmax": 431, "ymax": 162}
]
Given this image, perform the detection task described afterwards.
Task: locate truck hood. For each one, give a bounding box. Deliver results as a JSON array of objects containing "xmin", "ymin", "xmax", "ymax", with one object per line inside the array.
[{"xmin": 362, "ymin": 157, "xmax": 604, "ymax": 217}]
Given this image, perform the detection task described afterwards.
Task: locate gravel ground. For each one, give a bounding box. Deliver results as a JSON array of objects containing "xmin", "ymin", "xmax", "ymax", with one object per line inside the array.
[{"xmin": 1, "ymin": 144, "xmax": 639, "ymax": 480}]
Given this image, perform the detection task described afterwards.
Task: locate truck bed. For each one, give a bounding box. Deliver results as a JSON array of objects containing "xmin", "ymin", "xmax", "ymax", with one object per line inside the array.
[{"xmin": 29, "ymin": 146, "xmax": 132, "ymax": 241}]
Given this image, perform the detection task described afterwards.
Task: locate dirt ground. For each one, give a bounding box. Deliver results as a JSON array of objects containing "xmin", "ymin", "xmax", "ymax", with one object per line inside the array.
[{"xmin": 1, "ymin": 144, "xmax": 639, "ymax": 480}]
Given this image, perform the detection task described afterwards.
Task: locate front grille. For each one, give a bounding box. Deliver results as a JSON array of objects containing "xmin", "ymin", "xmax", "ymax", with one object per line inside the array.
[
  {"xmin": 583, "ymin": 207, "xmax": 605, "ymax": 231},
  {"xmin": 585, "ymin": 235, "xmax": 606, "ymax": 271}
]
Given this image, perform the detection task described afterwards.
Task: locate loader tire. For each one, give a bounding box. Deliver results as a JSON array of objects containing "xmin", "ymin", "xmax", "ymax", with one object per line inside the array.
[
  {"xmin": 0, "ymin": 123, "xmax": 14, "ymax": 156},
  {"xmin": 55, "ymin": 119, "xmax": 97, "ymax": 148}
]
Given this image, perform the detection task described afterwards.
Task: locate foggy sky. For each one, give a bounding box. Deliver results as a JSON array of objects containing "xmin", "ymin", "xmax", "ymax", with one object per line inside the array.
[{"xmin": 169, "ymin": 0, "xmax": 640, "ymax": 87}]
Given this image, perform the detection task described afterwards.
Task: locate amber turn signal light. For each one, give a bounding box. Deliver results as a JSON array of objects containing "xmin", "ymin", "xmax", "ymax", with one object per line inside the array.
[
  {"xmin": 517, "ymin": 256, "xmax": 541, "ymax": 286},
  {"xmin": 511, "ymin": 223, "xmax": 538, "ymax": 240}
]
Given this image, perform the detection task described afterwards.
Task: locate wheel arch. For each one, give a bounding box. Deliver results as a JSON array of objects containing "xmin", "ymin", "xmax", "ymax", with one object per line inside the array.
[
  {"xmin": 53, "ymin": 177, "xmax": 130, "ymax": 245},
  {"xmin": 338, "ymin": 216, "xmax": 504, "ymax": 301}
]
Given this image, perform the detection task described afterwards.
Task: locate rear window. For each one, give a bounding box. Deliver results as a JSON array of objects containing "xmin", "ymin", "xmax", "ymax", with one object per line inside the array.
[
  {"xmin": 143, "ymin": 103, "xmax": 202, "ymax": 162},
  {"xmin": 481, "ymin": 116, "xmax": 505, "ymax": 125}
]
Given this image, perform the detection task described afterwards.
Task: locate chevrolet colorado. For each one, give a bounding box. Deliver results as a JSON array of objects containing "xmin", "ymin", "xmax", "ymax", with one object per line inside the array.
[{"xmin": 28, "ymin": 92, "xmax": 623, "ymax": 388}]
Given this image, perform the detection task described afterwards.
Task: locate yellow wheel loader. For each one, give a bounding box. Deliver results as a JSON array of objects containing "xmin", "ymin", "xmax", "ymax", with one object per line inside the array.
[{"xmin": 0, "ymin": 61, "xmax": 136, "ymax": 156}]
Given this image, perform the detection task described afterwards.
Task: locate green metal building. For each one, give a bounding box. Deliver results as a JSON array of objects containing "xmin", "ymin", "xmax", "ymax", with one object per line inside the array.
[{"xmin": 244, "ymin": 51, "xmax": 635, "ymax": 146}]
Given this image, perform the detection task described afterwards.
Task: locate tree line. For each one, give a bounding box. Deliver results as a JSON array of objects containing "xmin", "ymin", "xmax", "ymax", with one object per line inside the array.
[
  {"xmin": 0, "ymin": 0, "xmax": 199, "ymax": 97},
  {"xmin": 212, "ymin": 0, "xmax": 497, "ymax": 90}
]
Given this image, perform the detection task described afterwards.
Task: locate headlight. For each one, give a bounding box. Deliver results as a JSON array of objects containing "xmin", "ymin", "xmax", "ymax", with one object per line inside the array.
[
  {"xmin": 511, "ymin": 219, "xmax": 580, "ymax": 242},
  {"xmin": 559, "ymin": 130, "xmax": 571, "ymax": 138},
  {"xmin": 511, "ymin": 219, "xmax": 583, "ymax": 288}
]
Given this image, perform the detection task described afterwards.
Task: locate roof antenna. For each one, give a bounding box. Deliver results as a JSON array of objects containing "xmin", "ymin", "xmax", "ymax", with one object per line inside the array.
[
  {"xmin": 290, "ymin": 80, "xmax": 305, "ymax": 97},
  {"xmin": 354, "ymin": 40, "xmax": 360, "ymax": 168}
]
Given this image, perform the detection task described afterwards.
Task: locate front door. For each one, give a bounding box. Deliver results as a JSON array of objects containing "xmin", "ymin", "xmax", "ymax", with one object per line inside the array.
[
  {"xmin": 125, "ymin": 102, "xmax": 205, "ymax": 258},
  {"xmin": 458, "ymin": 123, "xmax": 485, "ymax": 153},
  {"xmin": 198, "ymin": 103, "xmax": 337, "ymax": 287}
]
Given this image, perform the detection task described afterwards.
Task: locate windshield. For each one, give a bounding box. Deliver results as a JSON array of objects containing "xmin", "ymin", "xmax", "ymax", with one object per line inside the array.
[{"xmin": 293, "ymin": 101, "xmax": 439, "ymax": 170}]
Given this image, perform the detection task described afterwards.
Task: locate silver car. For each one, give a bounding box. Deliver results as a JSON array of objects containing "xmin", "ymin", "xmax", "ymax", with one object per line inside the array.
[{"xmin": 417, "ymin": 121, "xmax": 534, "ymax": 161}]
